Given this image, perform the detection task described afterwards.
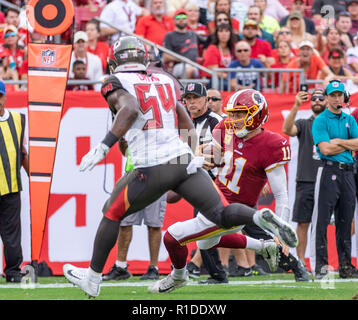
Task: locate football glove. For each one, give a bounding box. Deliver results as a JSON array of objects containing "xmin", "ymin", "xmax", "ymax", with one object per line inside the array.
[{"xmin": 79, "ymin": 143, "xmax": 110, "ymax": 172}]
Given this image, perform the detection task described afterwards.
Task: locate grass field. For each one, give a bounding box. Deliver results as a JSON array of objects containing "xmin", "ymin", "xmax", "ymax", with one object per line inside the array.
[{"xmin": 1, "ymin": 273, "xmax": 358, "ymax": 301}]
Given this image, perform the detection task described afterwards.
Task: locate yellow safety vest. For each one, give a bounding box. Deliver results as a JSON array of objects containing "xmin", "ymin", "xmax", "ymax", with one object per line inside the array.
[{"xmin": 0, "ymin": 111, "xmax": 25, "ymax": 195}]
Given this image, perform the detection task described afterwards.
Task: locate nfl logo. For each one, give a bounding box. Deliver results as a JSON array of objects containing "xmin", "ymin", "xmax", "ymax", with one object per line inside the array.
[
  {"xmin": 41, "ymin": 49, "xmax": 55, "ymax": 65},
  {"xmin": 188, "ymin": 83, "xmax": 195, "ymax": 91}
]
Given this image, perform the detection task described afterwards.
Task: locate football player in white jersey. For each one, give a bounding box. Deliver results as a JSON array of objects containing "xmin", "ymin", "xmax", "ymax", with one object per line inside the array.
[{"xmin": 63, "ymin": 36, "xmax": 298, "ymax": 297}]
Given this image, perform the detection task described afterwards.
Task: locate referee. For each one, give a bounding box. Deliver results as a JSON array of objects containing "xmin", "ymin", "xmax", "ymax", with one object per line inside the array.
[
  {"xmin": 0, "ymin": 80, "xmax": 28, "ymax": 282},
  {"xmin": 311, "ymin": 80, "xmax": 358, "ymax": 279},
  {"xmin": 182, "ymin": 82, "xmax": 227, "ymax": 284}
]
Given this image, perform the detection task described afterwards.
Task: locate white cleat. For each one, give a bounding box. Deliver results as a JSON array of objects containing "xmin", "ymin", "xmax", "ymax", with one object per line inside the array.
[
  {"xmin": 256, "ymin": 239, "xmax": 280, "ymax": 272},
  {"xmin": 148, "ymin": 272, "xmax": 188, "ymax": 293},
  {"xmin": 254, "ymin": 209, "xmax": 298, "ymax": 248},
  {"xmin": 63, "ymin": 264, "xmax": 101, "ymax": 298}
]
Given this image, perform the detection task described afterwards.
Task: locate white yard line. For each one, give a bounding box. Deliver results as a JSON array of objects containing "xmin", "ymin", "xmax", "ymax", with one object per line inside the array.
[{"xmin": 1, "ymin": 278, "xmax": 358, "ymax": 289}]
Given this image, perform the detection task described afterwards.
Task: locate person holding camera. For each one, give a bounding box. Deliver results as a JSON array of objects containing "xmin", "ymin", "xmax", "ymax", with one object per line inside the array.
[
  {"xmin": 282, "ymin": 88, "xmax": 326, "ymax": 271},
  {"xmin": 311, "ymin": 80, "xmax": 358, "ymax": 279}
]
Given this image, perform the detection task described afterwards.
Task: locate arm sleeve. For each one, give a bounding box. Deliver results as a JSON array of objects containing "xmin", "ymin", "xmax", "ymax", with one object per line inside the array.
[
  {"xmin": 101, "ymin": 75, "xmax": 126, "ymax": 99},
  {"xmin": 266, "ymin": 165, "xmax": 290, "ymax": 222}
]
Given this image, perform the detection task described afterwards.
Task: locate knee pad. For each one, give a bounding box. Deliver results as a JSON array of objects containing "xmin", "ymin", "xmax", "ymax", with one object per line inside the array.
[
  {"xmin": 200, "ymin": 203, "xmax": 226, "ymax": 227},
  {"xmin": 167, "ymin": 221, "xmax": 185, "ymax": 241}
]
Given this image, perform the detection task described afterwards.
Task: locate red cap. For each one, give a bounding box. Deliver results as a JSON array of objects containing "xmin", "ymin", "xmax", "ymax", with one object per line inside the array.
[{"xmin": 174, "ymin": 9, "xmax": 188, "ymax": 18}]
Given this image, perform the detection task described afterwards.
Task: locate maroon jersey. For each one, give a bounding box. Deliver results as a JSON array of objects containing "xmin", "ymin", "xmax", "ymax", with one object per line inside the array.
[{"xmin": 212, "ymin": 121, "xmax": 291, "ymax": 207}]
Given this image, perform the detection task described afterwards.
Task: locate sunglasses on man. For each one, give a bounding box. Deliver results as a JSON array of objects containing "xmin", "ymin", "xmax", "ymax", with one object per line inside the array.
[
  {"xmin": 311, "ymin": 95, "xmax": 325, "ymax": 101},
  {"xmin": 4, "ymin": 32, "xmax": 17, "ymax": 38},
  {"xmin": 208, "ymin": 96, "xmax": 221, "ymax": 102}
]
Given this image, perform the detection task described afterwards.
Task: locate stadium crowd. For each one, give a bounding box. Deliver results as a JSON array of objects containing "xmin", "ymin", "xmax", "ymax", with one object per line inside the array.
[{"xmin": 2, "ymin": 0, "xmax": 358, "ymax": 92}]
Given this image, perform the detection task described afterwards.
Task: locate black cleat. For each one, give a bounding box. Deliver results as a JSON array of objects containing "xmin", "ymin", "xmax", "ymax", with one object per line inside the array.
[
  {"xmin": 339, "ymin": 264, "xmax": 358, "ymax": 279},
  {"xmin": 229, "ymin": 266, "xmax": 253, "ymax": 277},
  {"xmin": 5, "ymin": 273, "xmax": 23, "ymax": 283},
  {"xmin": 102, "ymin": 264, "xmax": 131, "ymax": 281},
  {"xmin": 198, "ymin": 277, "xmax": 228, "ymax": 284},
  {"xmin": 187, "ymin": 261, "xmax": 201, "ymax": 279},
  {"xmin": 252, "ymin": 264, "xmax": 269, "ymax": 276},
  {"xmin": 140, "ymin": 266, "xmax": 159, "ymax": 280},
  {"xmin": 294, "ymin": 259, "xmax": 310, "ymax": 282}
]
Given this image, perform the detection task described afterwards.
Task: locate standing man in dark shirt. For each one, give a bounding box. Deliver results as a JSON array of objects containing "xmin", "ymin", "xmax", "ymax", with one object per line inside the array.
[
  {"xmin": 175, "ymin": 82, "xmax": 228, "ymax": 284},
  {"xmin": 163, "ymin": 9, "xmax": 203, "ymax": 79},
  {"xmin": 312, "ymin": 80, "xmax": 358, "ymax": 279},
  {"xmin": 282, "ymin": 89, "xmax": 326, "ymax": 268}
]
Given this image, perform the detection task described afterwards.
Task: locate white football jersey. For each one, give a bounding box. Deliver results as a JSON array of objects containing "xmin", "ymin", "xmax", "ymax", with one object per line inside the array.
[{"xmin": 113, "ymin": 71, "xmax": 193, "ymax": 168}]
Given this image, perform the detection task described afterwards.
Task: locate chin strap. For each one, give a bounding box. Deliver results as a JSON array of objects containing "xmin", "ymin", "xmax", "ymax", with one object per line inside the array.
[{"xmin": 108, "ymin": 58, "xmax": 118, "ymax": 74}]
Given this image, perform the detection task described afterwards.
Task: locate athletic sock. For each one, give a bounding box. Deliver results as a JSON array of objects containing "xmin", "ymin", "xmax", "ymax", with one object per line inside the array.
[
  {"xmin": 245, "ymin": 237, "xmax": 263, "ymax": 250},
  {"xmin": 116, "ymin": 261, "xmax": 127, "ymax": 269},
  {"xmin": 163, "ymin": 231, "xmax": 188, "ymax": 269},
  {"xmin": 171, "ymin": 267, "xmax": 187, "ymax": 280},
  {"xmin": 87, "ymin": 267, "xmax": 102, "ymax": 284}
]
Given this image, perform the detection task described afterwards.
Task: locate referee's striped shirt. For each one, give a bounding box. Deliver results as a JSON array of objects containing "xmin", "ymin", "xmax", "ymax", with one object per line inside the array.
[{"xmin": 0, "ymin": 109, "xmax": 25, "ymax": 195}]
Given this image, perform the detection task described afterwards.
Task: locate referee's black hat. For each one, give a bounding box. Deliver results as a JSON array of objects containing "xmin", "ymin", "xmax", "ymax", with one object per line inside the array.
[{"xmin": 182, "ymin": 83, "xmax": 207, "ymax": 98}]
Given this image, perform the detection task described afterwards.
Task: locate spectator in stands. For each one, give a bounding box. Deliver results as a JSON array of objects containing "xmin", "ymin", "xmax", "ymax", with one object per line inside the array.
[
  {"xmin": 167, "ymin": 0, "xmax": 191, "ymax": 17},
  {"xmin": 163, "ymin": 9, "xmax": 203, "ymax": 79},
  {"xmin": 69, "ymin": 31, "xmax": 103, "ymax": 91},
  {"xmin": 1, "ymin": 25, "xmax": 26, "ymax": 83},
  {"xmin": 327, "ymin": 47, "xmax": 358, "ymax": 84},
  {"xmin": 271, "ymin": 40, "xmax": 295, "ymax": 67},
  {"xmin": 67, "ymin": 60, "xmax": 94, "ymax": 91},
  {"xmin": 99, "ymin": 0, "xmax": 149, "ymax": 45},
  {"xmin": 242, "ymin": 0, "xmax": 289, "ymax": 22},
  {"xmin": 208, "ymin": 0, "xmax": 241, "ymax": 34},
  {"xmin": 202, "ymin": 23, "xmax": 236, "ymax": 86},
  {"xmin": 0, "ymin": 49, "xmax": 19, "ymax": 92},
  {"xmin": 347, "ymin": 32, "xmax": 358, "ymax": 72},
  {"xmin": 285, "ymin": 11, "xmax": 315, "ymax": 48},
  {"xmin": 271, "ymin": 40, "xmax": 295, "ymax": 86},
  {"xmin": 280, "ymin": 0, "xmax": 317, "ymax": 36},
  {"xmin": 1, "ymin": 8, "xmax": 27, "ymax": 47},
  {"xmin": 229, "ymin": 40, "xmax": 264, "ymax": 90},
  {"xmin": 247, "ymin": 5, "xmax": 275, "ymax": 48},
  {"xmin": 311, "ymin": 0, "xmax": 347, "ymax": 22},
  {"xmin": 275, "ymin": 26, "xmax": 299, "ymax": 53},
  {"xmin": 241, "ymin": 19, "xmax": 274, "ymax": 67},
  {"xmin": 206, "ymin": 11, "xmax": 237, "ymax": 49},
  {"xmin": 85, "ymin": 19, "xmax": 110, "ymax": 74},
  {"xmin": 253, "ymin": 0, "xmax": 280, "ymax": 35},
  {"xmin": 185, "ymin": 2, "xmax": 209, "ymax": 57},
  {"xmin": 186, "ymin": 2, "xmax": 209, "ymax": 40},
  {"xmin": 135, "ymin": 0, "xmax": 174, "ymax": 47},
  {"xmin": 282, "ymin": 40, "xmax": 333, "ymax": 92},
  {"xmin": 335, "ymin": 12, "xmax": 354, "ymax": 48},
  {"xmin": 317, "ymin": 26, "xmax": 344, "ymax": 64},
  {"xmin": 348, "ymin": 0, "xmax": 358, "ymax": 35}
]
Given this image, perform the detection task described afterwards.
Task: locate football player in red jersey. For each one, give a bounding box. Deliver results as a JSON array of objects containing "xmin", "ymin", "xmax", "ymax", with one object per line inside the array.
[{"xmin": 152, "ymin": 89, "xmax": 308, "ymax": 293}]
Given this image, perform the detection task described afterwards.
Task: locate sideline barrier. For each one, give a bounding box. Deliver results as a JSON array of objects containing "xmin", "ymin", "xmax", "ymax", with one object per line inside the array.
[{"xmin": 5, "ymin": 91, "xmax": 358, "ymax": 275}]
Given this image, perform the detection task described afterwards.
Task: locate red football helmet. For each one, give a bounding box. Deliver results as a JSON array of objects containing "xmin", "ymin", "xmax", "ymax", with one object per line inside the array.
[{"xmin": 224, "ymin": 89, "xmax": 269, "ymax": 137}]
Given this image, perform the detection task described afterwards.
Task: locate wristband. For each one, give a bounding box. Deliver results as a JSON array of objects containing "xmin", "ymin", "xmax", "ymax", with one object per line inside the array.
[{"xmin": 102, "ymin": 131, "xmax": 118, "ymax": 148}]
